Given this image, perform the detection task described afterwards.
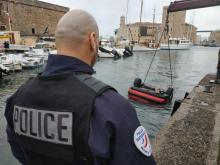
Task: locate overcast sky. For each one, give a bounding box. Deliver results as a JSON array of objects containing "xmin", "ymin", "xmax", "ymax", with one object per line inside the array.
[{"xmin": 42, "ymin": 0, "xmax": 220, "ymax": 37}]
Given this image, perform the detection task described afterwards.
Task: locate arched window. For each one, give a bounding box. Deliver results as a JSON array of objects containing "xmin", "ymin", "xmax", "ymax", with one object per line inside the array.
[{"xmin": 32, "ymin": 28, "xmax": 35, "ymax": 34}]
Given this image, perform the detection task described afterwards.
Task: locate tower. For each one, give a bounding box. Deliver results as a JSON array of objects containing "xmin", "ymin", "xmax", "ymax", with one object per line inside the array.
[
  {"xmin": 120, "ymin": 16, "xmax": 125, "ymax": 27},
  {"xmin": 161, "ymin": 6, "xmax": 186, "ymax": 43}
]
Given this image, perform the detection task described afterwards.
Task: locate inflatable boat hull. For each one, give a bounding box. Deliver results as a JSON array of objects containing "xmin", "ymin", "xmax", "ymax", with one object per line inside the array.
[{"xmin": 128, "ymin": 86, "xmax": 173, "ymax": 104}]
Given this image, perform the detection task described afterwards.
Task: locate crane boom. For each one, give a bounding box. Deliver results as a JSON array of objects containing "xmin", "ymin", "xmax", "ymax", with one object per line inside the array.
[{"xmin": 168, "ymin": 0, "xmax": 220, "ymax": 12}]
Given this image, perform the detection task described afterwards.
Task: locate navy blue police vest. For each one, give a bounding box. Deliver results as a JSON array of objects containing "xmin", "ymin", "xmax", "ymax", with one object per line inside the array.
[{"xmin": 12, "ymin": 72, "xmax": 114, "ymax": 165}]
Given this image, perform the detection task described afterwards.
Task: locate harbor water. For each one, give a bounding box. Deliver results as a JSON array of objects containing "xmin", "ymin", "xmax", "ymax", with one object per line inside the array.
[{"xmin": 0, "ymin": 46, "xmax": 219, "ymax": 164}]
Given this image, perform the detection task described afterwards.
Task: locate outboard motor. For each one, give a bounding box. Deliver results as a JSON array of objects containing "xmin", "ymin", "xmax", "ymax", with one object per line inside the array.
[
  {"xmin": 123, "ymin": 46, "xmax": 133, "ymax": 58},
  {"xmin": 126, "ymin": 46, "xmax": 133, "ymax": 56},
  {"xmin": 112, "ymin": 49, "xmax": 121, "ymax": 60},
  {"xmin": 166, "ymin": 87, "xmax": 174, "ymax": 101},
  {"xmin": 0, "ymin": 68, "xmax": 10, "ymax": 79}
]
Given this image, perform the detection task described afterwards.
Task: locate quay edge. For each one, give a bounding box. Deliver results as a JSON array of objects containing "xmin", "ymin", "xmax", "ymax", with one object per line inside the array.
[{"xmin": 153, "ymin": 74, "xmax": 220, "ymax": 165}]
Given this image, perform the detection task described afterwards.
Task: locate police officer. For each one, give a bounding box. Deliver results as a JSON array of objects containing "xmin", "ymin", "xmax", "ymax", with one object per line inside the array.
[{"xmin": 5, "ymin": 10, "xmax": 156, "ymax": 165}]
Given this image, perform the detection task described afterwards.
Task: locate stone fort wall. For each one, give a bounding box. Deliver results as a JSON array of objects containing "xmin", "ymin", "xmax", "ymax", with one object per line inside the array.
[
  {"xmin": 209, "ymin": 31, "xmax": 220, "ymax": 44},
  {"xmin": 0, "ymin": 0, "xmax": 69, "ymax": 36}
]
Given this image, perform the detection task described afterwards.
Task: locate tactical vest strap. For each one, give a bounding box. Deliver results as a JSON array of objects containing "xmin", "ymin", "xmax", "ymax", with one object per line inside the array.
[{"xmin": 74, "ymin": 73, "xmax": 115, "ymax": 96}]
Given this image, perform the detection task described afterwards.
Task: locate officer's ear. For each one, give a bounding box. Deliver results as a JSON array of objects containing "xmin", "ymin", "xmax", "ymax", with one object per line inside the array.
[{"xmin": 89, "ymin": 32, "xmax": 97, "ymax": 52}]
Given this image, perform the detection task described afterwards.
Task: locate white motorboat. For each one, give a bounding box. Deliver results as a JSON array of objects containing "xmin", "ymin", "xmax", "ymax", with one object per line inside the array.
[
  {"xmin": 98, "ymin": 47, "xmax": 115, "ymax": 58},
  {"xmin": 160, "ymin": 38, "xmax": 191, "ymax": 50},
  {"xmin": 25, "ymin": 43, "xmax": 52, "ymax": 62},
  {"xmin": 18, "ymin": 54, "xmax": 45, "ymax": 69},
  {"xmin": 0, "ymin": 54, "xmax": 22, "ymax": 72},
  {"xmin": 103, "ymin": 46, "xmax": 126, "ymax": 57},
  {"xmin": 98, "ymin": 47, "xmax": 121, "ymax": 59},
  {"xmin": 25, "ymin": 49, "xmax": 48, "ymax": 57}
]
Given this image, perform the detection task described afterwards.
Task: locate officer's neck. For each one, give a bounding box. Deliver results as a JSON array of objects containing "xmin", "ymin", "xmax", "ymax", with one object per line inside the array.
[{"xmin": 57, "ymin": 49, "xmax": 93, "ymax": 66}]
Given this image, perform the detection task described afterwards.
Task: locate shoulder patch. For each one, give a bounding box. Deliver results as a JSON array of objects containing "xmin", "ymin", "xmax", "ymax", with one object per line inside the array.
[{"xmin": 134, "ymin": 126, "xmax": 152, "ymax": 157}]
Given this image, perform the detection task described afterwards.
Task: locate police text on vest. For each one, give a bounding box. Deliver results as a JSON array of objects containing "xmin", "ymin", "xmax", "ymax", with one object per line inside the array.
[{"xmin": 13, "ymin": 106, "xmax": 73, "ymax": 145}]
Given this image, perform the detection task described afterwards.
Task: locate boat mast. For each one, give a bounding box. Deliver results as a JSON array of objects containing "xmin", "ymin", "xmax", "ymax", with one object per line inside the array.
[
  {"xmin": 125, "ymin": 0, "xmax": 134, "ymax": 43},
  {"xmin": 126, "ymin": 0, "xmax": 130, "ymax": 24},
  {"xmin": 5, "ymin": 2, "xmax": 12, "ymax": 31},
  {"xmin": 152, "ymin": 7, "xmax": 156, "ymax": 44},
  {"xmin": 138, "ymin": 0, "xmax": 143, "ymax": 43}
]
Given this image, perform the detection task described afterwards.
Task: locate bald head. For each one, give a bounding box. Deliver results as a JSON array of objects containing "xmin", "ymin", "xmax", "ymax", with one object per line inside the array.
[
  {"xmin": 55, "ymin": 9, "xmax": 99, "ymax": 44},
  {"xmin": 55, "ymin": 10, "xmax": 99, "ymax": 66}
]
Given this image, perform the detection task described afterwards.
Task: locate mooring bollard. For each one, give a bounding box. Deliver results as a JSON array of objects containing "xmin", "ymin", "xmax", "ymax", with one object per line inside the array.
[{"xmin": 217, "ymin": 49, "xmax": 220, "ymax": 84}]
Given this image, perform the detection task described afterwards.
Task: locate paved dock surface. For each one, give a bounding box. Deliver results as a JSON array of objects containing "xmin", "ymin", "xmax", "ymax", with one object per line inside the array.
[{"xmin": 153, "ymin": 74, "xmax": 220, "ymax": 165}]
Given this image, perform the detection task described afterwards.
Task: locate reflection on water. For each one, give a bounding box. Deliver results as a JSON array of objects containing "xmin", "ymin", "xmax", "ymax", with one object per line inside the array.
[{"xmin": 0, "ymin": 47, "xmax": 219, "ymax": 164}]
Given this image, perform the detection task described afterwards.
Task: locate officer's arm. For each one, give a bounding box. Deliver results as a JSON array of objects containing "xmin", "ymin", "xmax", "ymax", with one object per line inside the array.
[
  {"xmin": 5, "ymin": 95, "xmax": 26, "ymax": 164},
  {"xmin": 89, "ymin": 90, "xmax": 156, "ymax": 165}
]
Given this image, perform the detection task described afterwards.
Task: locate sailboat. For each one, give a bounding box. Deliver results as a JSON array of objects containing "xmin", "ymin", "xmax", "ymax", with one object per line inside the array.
[{"xmin": 133, "ymin": 0, "xmax": 160, "ymax": 52}]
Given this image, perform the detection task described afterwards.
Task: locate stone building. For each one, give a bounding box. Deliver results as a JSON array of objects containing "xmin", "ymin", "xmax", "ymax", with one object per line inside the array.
[
  {"xmin": 209, "ymin": 30, "xmax": 220, "ymax": 44},
  {"xmin": 161, "ymin": 6, "xmax": 197, "ymax": 44},
  {"xmin": 116, "ymin": 16, "xmax": 161, "ymax": 44},
  {"xmin": 0, "ymin": 0, "xmax": 69, "ymax": 45},
  {"xmin": 116, "ymin": 6, "xmax": 198, "ymax": 45}
]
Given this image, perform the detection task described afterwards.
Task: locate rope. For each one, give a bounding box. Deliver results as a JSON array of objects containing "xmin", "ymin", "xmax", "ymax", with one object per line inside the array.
[
  {"xmin": 143, "ymin": 9, "xmax": 173, "ymax": 88},
  {"xmin": 143, "ymin": 28, "xmax": 165, "ymax": 83},
  {"xmin": 168, "ymin": 35, "xmax": 173, "ymax": 87}
]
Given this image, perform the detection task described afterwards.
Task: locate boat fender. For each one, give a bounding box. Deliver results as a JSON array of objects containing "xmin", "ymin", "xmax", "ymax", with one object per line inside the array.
[
  {"xmin": 184, "ymin": 92, "xmax": 189, "ymax": 99},
  {"xmin": 171, "ymin": 99, "xmax": 182, "ymax": 116}
]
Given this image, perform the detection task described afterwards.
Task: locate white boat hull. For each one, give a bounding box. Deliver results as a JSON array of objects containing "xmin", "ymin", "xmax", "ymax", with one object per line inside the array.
[
  {"xmin": 1, "ymin": 54, "xmax": 22, "ymax": 71},
  {"xmin": 133, "ymin": 45, "xmax": 160, "ymax": 52},
  {"xmin": 3, "ymin": 63, "xmax": 22, "ymax": 72},
  {"xmin": 0, "ymin": 64, "xmax": 9, "ymax": 72},
  {"xmin": 114, "ymin": 48, "xmax": 124, "ymax": 56},
  {"xmin": 98, "ymin": 51, "xmax": 115, "ymax": 58},
  {"xmin": 21, "ymin": 56, "xmax": 45, "ymax": 69},
  {"xmin": 9, "ymin": 44, "xmax": 30, "ymax": 51},
  {"xmin": 160, "ymin": 43, "xmax": 190, "ymax": 50}
]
